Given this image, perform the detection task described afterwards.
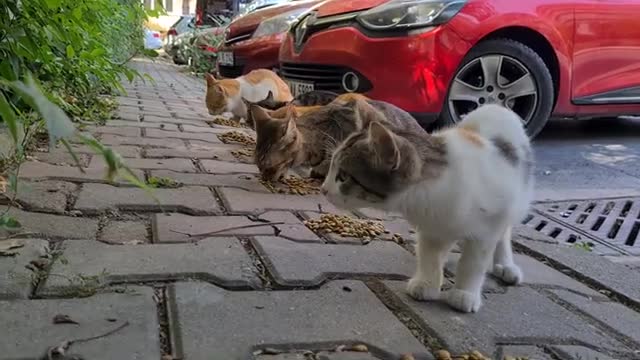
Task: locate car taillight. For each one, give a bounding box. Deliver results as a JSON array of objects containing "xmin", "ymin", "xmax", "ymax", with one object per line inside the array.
[{"xmin": 167, "ymin": 29, "xmax": 177, "ymax": 36}]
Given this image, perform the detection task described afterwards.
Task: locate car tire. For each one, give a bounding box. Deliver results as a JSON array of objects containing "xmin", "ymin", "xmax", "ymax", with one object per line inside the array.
[{"xmin": 439, "ymin": 38, "xmax": 555, "ymax": 139}]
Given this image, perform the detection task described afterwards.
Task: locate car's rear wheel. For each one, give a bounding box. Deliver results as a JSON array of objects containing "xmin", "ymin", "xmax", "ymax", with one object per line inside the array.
[{"xmin": 440, "ymin": 38, "xmax": 554, "ymax": 138}]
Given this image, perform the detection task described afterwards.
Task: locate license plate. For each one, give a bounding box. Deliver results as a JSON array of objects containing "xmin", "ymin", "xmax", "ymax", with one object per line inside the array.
[
  {"xmin": 218, "ymin": 51, "xmax": 234, "ymax": 66},
  {"xmin": 287, "ymin": 79, "xmax": 314, "ymax": 97}
]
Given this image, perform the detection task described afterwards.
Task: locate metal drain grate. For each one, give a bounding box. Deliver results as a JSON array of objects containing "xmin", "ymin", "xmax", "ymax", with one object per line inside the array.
[{"xmin": 532, "ymin": 197, "xmax": 640, "ymax": 255}]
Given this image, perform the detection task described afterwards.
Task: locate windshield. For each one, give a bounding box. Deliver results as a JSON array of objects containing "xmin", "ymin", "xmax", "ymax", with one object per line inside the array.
[{"xmin": 236, "ymin": 0, "xmax": 292, "ymax": 18}]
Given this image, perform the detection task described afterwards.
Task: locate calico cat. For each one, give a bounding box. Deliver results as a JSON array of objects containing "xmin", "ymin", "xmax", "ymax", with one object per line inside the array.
[
  {"xmin": 249, "ymin": 95, "xmax": 424, "ymax": 181},
  {"xmin": 205, "ymin": 69, "xmax": 293, "ymax": 119},
  {"xmin": 321, "ymin": 104, "xmax": 533, "ymax": 313},
  {"xmin": 255, "ymin": 90, "xmax": 341, "ymax": 110}
]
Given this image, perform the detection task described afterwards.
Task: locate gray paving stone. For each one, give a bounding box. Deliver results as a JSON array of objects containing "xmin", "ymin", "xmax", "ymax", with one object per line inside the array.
[
  {"xmin": 150, "ymin": 171, "xmax": 267, "ymax": 191},
  {"xmin": 383, "ymin": 281, "xmax": 625, "ymax": 355},
  {"xmin": 169, "ymin": 281, "xmax": 428, "ymax": 360},
  {"xmin": 499, "ymin": 345, "xmax": 552, "ymax": 360},
  {"xmin": 145, "ymin": 128, "xmax": 223, "ymax": 143},
  {"xmin": 514, "ymin": 232, "xmax": 640, "ymax": 306},
  {"xmin": 100, "ymin": 220, "xmax": 149, "ymax": 244},
  {"xmin": 153, "ymin": 212, "xmax": 320, "ymax": 243},
  {"xmin": 0, "ymin": 287, "xmax": 160, "ymax": 359},
  {"xmin": 181, "ymin": 124, "xmax": 237, "ymax": 133},
  {"xmin": 20, "ymin": 161, "xmax": 144, "ymax": 184},
  {"xmin": 200, "ymin": 159, "xmax": 259, "ymax": 174},
  {"xmin": 9, "ymin": 180, "xmax": 76, "ymax": 213},
  {"xmin": 0, "ymin": 208, "xmax": 98, "ymax": 240},
  {"xmin": 67, "ymin": 143, "xmax": 142, "ymax": 158},
  {"xmin": 220, "ymin": 188, "xmax": 341, "ymax": 214},
  {"xmin": 33, "ymin": 150, "xmax": 91, "ymax": 166},
  {"xmin": 355, "ymin": 207, "xmax": 403, "ymax": 221},
  {"xmin": 0, "ymin": 239, "xmax": 48, "ymax": 299},
  {"xmin": 87, "ymin": 125, "xmax": 141, "ymax": 137},
  {"xmin": 41, "ymin": 237, "xmax": 259, "ymax": 296},
  {"xmin": 145, "ymin": 146, "xmax": 241, "ymax": 162},
  {"xmin": 550, "ymin": 346, "xmax": 618, "ymax": 360},
  {"xmin": 101, "ymin": 134, "xmax": 186, "ymax": 148},
  {"xmin": 90, "ymin": 156, "xmax": 197, "ymax": 172},
  {"xmin": 142, "ymin": 115, "xmax": 206, "ymax": 126},
  {"xmin": 74, "ymin": 183, "xmax": 220, "ymax": 215},
  {"xmin": 253, "ymin": 236, "xmax": 414, "ymax": 286},
  {"xmin": 550, "ymin": 289, "xmax": 640, "ymax": 344},
  {"xmin": 106, "ymin": 119, "xmax": 179, "ymax": 131},
  {"xmin": 513, "ymin": 254, "xmax": 602, "ymax": 296},
  {"xmin": 189, "ymin": 139, "xmax": 251, "ymax": 152}
]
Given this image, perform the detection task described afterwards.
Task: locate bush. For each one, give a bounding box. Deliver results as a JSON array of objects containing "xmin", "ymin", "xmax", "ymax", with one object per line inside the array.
[{"xmin": 184, "ymin": 30, "xmax": 224, "ymax": 74}]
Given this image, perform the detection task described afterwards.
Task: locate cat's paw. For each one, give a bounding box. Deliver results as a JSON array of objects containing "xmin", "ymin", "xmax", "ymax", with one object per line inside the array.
[
  {"xmin": 444, "ymin": 289, "xmax": 482, "ymax": 313},
  {"xmin": 492, "ymin": 263, "xmax": 523, "ymax": 285},
  {"xmin": 406, "ymin": 277, "xmax": 441, "ymax": 301}
]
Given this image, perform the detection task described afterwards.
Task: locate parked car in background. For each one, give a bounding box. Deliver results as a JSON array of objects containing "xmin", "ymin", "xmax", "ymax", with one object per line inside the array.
[
  {"xmin": 143, "ymin": 28, "xmax": 163, "ymax": 50},
  {"xmin": 217, "ymin": 0, "xmax": 322, "ymax": 78},
  {"xmin": 279, "ymin": 0, "xmax": 640, "ymax": 138},
  {"xmin": 164, "ymin": 15, "xmax": 194, "ymax": 56},
  {"xmin": 171, "ymin": 14, "xmax": 230, "ymax": 65}
]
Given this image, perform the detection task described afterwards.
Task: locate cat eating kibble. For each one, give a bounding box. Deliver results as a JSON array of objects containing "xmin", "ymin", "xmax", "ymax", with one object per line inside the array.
[{"xmin": 321, "ymin": 104, "xmax": 533, "ymax": 313}]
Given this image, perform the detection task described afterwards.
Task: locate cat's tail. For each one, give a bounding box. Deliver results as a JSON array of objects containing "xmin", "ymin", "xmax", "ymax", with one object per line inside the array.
[{"xmin": 458, "ymin": 104, "xmax": 530, "ymax": 149}]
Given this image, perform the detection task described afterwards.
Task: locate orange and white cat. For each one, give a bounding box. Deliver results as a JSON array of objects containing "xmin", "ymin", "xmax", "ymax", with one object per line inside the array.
[{"xmin": 205, "ymin": 69, "xmax": 293, "ymax": 121}]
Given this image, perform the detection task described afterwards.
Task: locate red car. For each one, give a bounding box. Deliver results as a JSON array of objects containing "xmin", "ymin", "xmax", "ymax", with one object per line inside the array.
[
  {"xmin": 217, "ymin": 0, "xmax": 323, "ymax": 78},
  {"xmin": 278, "ymin": 0, "xmax": 640, "ymax": 137}
]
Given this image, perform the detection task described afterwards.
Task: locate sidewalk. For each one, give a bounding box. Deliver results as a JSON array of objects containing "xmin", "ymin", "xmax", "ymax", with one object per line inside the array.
[{"xmin": 1, "ymin": 59, "xmax": 639, "ymax": 360}]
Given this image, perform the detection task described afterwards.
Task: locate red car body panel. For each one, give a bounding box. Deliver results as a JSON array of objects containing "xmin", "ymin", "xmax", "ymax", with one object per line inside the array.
[{"xmin": 277, "ymin": 0, "xmax": 640, "ymax": 121}]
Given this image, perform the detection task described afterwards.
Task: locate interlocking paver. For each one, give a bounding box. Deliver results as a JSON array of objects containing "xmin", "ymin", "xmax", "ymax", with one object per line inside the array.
[
  {"xmin": 67, "ymin": 143, "xmax": 142, "ymax": 158},
  {"xmin": 9, "ymin": 180, "xmax": 76, "ymax": 213},
  {"xmin": 101, "ymin": 134, "xmax": 186, "ymax": 148},
  {"xmin": 74, "ymin": 183, "xmax": 220, "ymax": 215},
  {"xmin": 1, "ymin": 287, "xmax": 160, "ymax": 359},
  {"xmin": 87, "ymin": 125, "xmax": 141, "ymax": 137},
  {"xmin": 100, "ymin": 220, "xmax": 149, "ymax": 244},
  {"xmin": 41, "ymin": 237, "xmax": 259, "ymax": 296},
  {"xmin": 219, "ymin": 187, "xmax": 341, "ymax": 214},
  {"xmin": 90, "ymin": 156, "xmax": 197, "ymax": 172},
  {"xmin": 145, "ymin": 128, "xmax": 223, "ymax": 143},
  {"xmin": 383, "ymin": 281, "xmax": 626, "ymax": 355},
  {"xmin": 550, "ymin": 346, "xmax": 618, "ymax": 360},
  {"xmin": 200, "ymin": 159, "xmax": 259, "ymax": 174},
  {"xmin": 33, "ymin": 150, "xmax": 91, "ymax": 166},
  {"xmin": 0, "ymin": 239, "xmax": 48, "ymax": 299},
  {"xmin": 144, "ymin": 146, "xmax": 241, "ymax": 162},
  {"xmin": 20, "ymin": 161, "xmax": 144, "ymax": 184},
  {"xmin": 153, "ymin": 211, "xmax": 320, "ymax": 243},
  {"xmin": 150, "ymin": 170, "xmax": 267, "ymax": 191},
  {"xmin": 253, "ymin": 236, "xmax": 414, "ymax": 286},
  {"xmin": 169, "ymin": 281, "xmax": 429, "ymax": 360},
  {"xmin": 106, "ymin": 119, "xmax": 179, "ymax": 131},
  {"xmin": 0, "ymin": 208, "xmax": 98, "ymax": 240}
]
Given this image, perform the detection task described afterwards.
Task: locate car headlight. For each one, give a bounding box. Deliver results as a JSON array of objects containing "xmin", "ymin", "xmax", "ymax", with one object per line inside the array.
[
  {"xmin": 252, "ymin": 8, "xmax": 310, "ymax": 38},
  {"xmin": 357, "ymin": 0, "xmax": 467, "ymax": 30}
]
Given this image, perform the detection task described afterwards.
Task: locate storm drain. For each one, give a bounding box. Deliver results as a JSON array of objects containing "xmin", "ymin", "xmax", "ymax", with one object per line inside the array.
[{"xmin": 529, "ymin": 197, "xmax": 640, "ymax": 255}]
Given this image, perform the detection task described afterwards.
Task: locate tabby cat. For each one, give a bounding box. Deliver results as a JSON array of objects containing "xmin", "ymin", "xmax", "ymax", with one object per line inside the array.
[
  {"xmin": 249, "ymin": 94, "xmax": 424, "ymax": 181},
  {"xmin": 205, "ymin": 69, "xmax": 292, "ymax": 119},
  {"xmin": 321, "ymin": 104, "xmax": 533, "ymax": 313},
  {"xmin": 255, "ymin": 90, "xmax": 341, "ymax": 110}
]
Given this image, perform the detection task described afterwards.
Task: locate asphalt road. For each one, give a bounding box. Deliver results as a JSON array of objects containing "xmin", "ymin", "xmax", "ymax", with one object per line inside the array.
[{"xmin": 533, "ymin": 116, "xmax": 640, "ymax": 202}]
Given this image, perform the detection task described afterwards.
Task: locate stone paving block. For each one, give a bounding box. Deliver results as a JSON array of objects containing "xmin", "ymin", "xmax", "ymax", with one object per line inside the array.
[
  {"xmin": 253, "ymin": 236, "xmax": 414, "ymax": 286},
  {"xmin": 0, "ymin": 239, "xmax": 48, "ymax": 299},
  {"xmin": 200, "ymin": 159, "xmax": 258, "ymax": 174},
  {"xmin": 514, "ymin": 233, "xmax": 640, "ymax": 306},
  {"xmin": 145, "ymin": 146, "xmax": 241, "ymax": 162},
  {"xmin": 68, "ymin": 144, "xmax": 142, "ymax": 158},
  {"xmin": 220, "ymin": 188, "xmax": 341, "ymax": 214},
  {"xmin": 514, "ymin": 254, "xmax": 602, "ymax": 296},
  {"xmin": 40, "ymin": 237, "xmax": 259, "ymax": 296},
  {"xmin": 550, "ymin": 289, "xmax": 640, "ymax": 344},
  {"xmin": 188, "ymin": 139, "xmax": 250, "ymax": 152},
  {"xmin": 383, "ymin": 281, "xmax": 626, "ymax": 356},
  {"xmin": 90, "ymin": 156, "xmax": 197, "ymax": 172},
  {"xmin": 150, "ymin": 171, "xmax": 266, "ymax": 191},
  {"xmin": 153, "ymin": 212, "xmax": 320, "ymax": 243},
  {"xmin": 181, "ymin": 124, "xmax": 236, "ymax": 133},
  {"xmin": 100, "ymin": 220, "xmax": 149, "ymax": 244},
  {"xmin": 550, "ymin": 346, "xmax": 618, "ymax": 360},
  {"xmin": 145, "ymin": 128, "xmax": 223, "ymax": 143},
  {"xmin": 20, "ymin": 161, "xmax": 144, "ymax": 184},
  {"xmin": 0, "ymin": 287, "xmax": 160, "ymax": 359},
  {"xmin": 101, "ymin": 134, "xmax": 186, "ymax": 149},
  {"xmin": 499, "ymin": 346, "xmax": 552, "ymax": 360},
  {"xmin": 87, "ymin": 125, "xmax": 141, "ymax": 137},
  {"xmin": 256, "ymin": 352, "xmax": 381, "ymax": 360},
  {"xmin": 107, "ymin": 119, "xmax": 179, "ymax": 131},
  {"xmin": 33, "ymin": 150, "xmax": 91, "ymax": 166},
  {"xmin": 74, "ymin": 183, "xmax": 220, "ymax": 215},
  {"xmin": 142, "ymin": 115, "xmax": 206, "ymax": 127},
  {"xmin": 9, "ymin": 180, "xmax": 76, "ymax": 213},
  {"xmin": 169, "ymin": 281, "xmax": 429, "ymax": 360},
  {"xmin": 355, "ymin": 207, "xmax": 403, "ymax": 221},
  {"xmin": 0, "ymin": 208, "xmax": 98, "ymax": 240}
]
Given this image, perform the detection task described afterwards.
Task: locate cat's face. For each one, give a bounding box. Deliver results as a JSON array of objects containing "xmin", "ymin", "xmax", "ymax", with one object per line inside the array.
[
  {"xmin": 322, "ymin": 121, "xmax": 408, "ymax": 210},
  {"xmin": 252, "ymin": 104, "xmax": 302, "ymax": 181},
  {"xmin": 205, "ymin": 74, "xmax": 234, "ymax": 115}
]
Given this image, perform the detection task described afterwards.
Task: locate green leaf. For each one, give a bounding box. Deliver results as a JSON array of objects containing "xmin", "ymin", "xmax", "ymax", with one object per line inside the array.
[
  {"xmin": 72, "ymin": 7, "xmax": 83, "ymax": 19},
  {"xmin": 1, "ymin": 74, "xmax": 76, "ymax": 148},
  {"xmin": 0, "ymin": 215, "xmax": 22, "ymax": 229},
  {"xmin": 8, "ymin": 173, "xmax": 18, "ymax": 193},
  {"xmin": 45, "ymin": 0, "xmax": 63, "ymax": 9},
  {"xmin": 90, "ymin": 48, "xmax": 106, "ymax": 58},
  {"xmin": 60, "ymin": 139, "xmax": 86, "ymax": 174},
  {"xmin": 142, "ymin": 49, "xmax": 159, "ymax": 58},
  {"xmin": 0, "ymin": 93, "xmax": 21, "ymax": 148},
  {"xmin": 66, "ymin": 45, "xmax": 75, "ymax": 58}
]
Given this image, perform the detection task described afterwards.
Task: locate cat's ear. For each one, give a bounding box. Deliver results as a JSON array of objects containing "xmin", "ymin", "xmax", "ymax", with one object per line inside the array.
[
  {"xmin": 354, "ymin": 98, "xmax": 385, "ymax": 125},
  {"xmin": 206, "ymin": 73, "xmax": 218, "ymax": 87},
  {"xmin": 264, "ymin": 91, "xmax": 274, "ymax": 102},
  {"xmin": 367, "ymin": 121, "xmax": 400, "ymax": 170},
  {"xmin": 283, "ymin": 104, "xmax": 298, "ymax": 135},
  {"xmin": 249, "ymin": 104, "xmax": 272, "ymax": 128}
]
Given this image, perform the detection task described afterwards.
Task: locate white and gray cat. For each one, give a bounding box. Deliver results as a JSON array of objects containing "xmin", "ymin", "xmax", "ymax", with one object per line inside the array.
[{"xmin": 321, "ymin": 104, "xmax": 533, "ymax": 313}]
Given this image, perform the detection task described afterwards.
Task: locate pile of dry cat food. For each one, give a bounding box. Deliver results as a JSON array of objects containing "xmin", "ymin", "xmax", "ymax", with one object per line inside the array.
[
  {"xmin": 435, "ymin": 350, "xmax": 493, "ymax": 360},
  {"xmin": 303, "ymin": 213, "xmax": 385, "ymax": 239},
  {"xmin": 208, "ymin": 117, "xmax": 244, "ymax": 128},
  {"xmin": 230, "ymin": 147, "xmax": 254, "ymax": 162},
  {"xmin": 260, "ymin": 176, "xmax": 321, "ymax": 195},
  {"xmin": 217, "ymin": 131, "xmax": 255, "ymax": 146}
]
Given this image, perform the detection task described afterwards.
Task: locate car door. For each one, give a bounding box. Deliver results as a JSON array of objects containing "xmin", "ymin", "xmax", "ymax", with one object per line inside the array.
[{"xmin": 572, "ymin": 0, "xmax": 640, "ymax": 105}]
